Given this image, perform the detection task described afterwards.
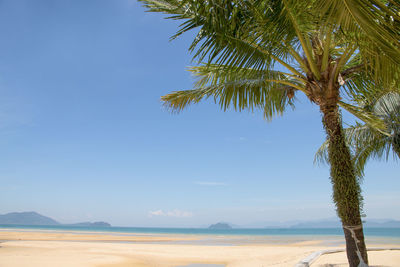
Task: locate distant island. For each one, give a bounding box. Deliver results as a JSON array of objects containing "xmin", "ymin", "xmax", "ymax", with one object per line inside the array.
[
  {"xmin": 208, "ymin": 222, "xmax": 232, "ymax": 229},
  {"xmin": 0, "ymin": 212, "xmax": 111, "ymax": 227},
  {"xmin": 0, "ymin": 211, "xmax": 59, "ymax": 225}
]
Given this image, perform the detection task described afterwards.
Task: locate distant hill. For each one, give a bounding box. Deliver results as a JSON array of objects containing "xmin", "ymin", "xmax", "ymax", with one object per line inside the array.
[
  {"xmin": 67, "ymin": 221, "xmax": 111, "ymax": 227},
  {"xmin": 0, "ymin": 212, "xmax": 60, "ymax": 225},
  {"xmin": 0, "ymin": 212, "xmax": 111, "ymax": 227},
  {"xmin": 208, "ymin": 222, "xmax": 232, "ymax": 229}
]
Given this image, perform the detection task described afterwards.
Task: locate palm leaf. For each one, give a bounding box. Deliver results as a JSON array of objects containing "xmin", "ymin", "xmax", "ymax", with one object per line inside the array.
[
  {"xmin": 314, "ymin": 0, "xmax": 400, "ymax": 87},
  {"xmin": 161, "ymin": 64, "xmax": 298, "ymax": 120},
  {"xmin": 338, "ymin": 101, "xmax": 387, "ymax": 132}
]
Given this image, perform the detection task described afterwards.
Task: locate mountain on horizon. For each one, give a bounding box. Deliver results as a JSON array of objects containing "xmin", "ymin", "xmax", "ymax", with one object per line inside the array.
[
  {"xmin": 0, "ymin": 212, "xmax": 111, "ymax": 227},
  {"xmin": 0, "ymin": 211, "xmax": 59, "ymax": 225},
  {"xmin": 208, "ymin": 222, "xmax": 233, "ymax": 229}
]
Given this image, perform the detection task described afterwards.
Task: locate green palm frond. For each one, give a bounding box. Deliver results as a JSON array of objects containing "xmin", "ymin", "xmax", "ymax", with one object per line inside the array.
[
  {"xmin": 341, "ymin": 57, "xmax": 376, "ymax": 104},
  {"xmin": 190, "ymin": 64, "xmax": 305, "ymax": 89},
  {"xmin": 353, "ymin": 131, "xmax": 389, "ymax": 176},
  {"xmin": 140, "ymin": 0, "xmax": 293, "ymax": 70},
  {"xmin": 338, "ymin": 101, "xmax": 387, "ymax": 132},
  {"xmin": 314, "ymin": 139, "xmax": 330, "ymax": 165},
  {"xmin": 139, "ymin": 0, "xmax": 346, "ymax": 74},
  {"xmin": 162, "ymin": 64, "xmax": 298, "ymax": 120},
  {"xmin": 374, "ymin": 91, "xmax": 400, "ymax": 118},
  {"xmin": 315, "ymin": 0, "xmax": 400, "ymax": 84}
]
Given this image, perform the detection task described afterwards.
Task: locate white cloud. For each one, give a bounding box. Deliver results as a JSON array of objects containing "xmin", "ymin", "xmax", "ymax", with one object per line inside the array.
[
  {"xmin": 194, "ymin": 181, "xmax": 227, "ymax": 186},
  {"xmin": 148, "ymin": 210, "xmax": 164, "ymax": 216},
  {"xmin": 148, "ymin": 209, "xmax": 193, "ymax": 218}
]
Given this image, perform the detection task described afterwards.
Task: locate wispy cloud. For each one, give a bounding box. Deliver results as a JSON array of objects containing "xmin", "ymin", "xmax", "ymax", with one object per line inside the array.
[
  {"xmin": 148, "ymin": 209, "xmax": 193, "ymax": 218},
  {"xmin": 194, "ymin": 181, "xmax": 227, "ymax": 186}
]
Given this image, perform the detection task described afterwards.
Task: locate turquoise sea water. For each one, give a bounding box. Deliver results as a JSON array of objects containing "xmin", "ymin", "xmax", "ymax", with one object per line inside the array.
[{"xmin": 1, "ymin": 224, "xmax": 400, "ymax": 238}]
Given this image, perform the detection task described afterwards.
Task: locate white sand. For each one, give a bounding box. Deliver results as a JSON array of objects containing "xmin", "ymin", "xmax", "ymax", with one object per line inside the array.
[{"xmin": 0, "ymin": 230, "xmax": 399, "ymax": 267}]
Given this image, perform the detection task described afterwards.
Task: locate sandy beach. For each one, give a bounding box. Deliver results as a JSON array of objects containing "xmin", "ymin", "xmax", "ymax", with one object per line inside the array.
[{"xmin": 0, "ymin": 230, "xmax": 399, "ymax": 267}]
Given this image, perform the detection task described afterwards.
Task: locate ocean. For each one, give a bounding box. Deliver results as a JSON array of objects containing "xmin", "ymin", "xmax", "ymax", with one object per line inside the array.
[{"xmin": 1, "ymin": 224, "xmax": 399, "ymax": 237}]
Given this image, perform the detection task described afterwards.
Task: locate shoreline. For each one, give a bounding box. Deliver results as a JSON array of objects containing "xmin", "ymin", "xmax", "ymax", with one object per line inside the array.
[
  {"xmin": 1, "ymin": 225, "xmax": 399, "ymax": 235},
  {"xmin": 1, "ymin": 227, "xmax": 400, "ymax": 246},
  {"xmin": 0, "ymin": 230, "xmax": 399, "ymax": 266}
]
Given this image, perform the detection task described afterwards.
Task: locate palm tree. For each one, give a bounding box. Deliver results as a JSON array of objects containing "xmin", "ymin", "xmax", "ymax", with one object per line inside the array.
[
  {"xmin": 316, "ymin": 92, "xmax": 400, "ymax": 176},
  {"xmin": 139, "ymin": 1, "xmax": 400, "ymax": 266}
]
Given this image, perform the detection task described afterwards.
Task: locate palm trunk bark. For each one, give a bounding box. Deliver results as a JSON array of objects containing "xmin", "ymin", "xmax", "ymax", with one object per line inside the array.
[
  {"xmin": 320, "ymin": 102, "xmax": 369, "ymax": 267},
  {"xmin": 393, "ymin": 134, "xmax": 400, "ymax": 159}
]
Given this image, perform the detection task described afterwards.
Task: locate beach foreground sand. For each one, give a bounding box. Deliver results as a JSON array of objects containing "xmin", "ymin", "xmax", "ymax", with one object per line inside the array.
[{"xmin": 0, "ymin": 230, "xmax": 399, "ymax": 267}]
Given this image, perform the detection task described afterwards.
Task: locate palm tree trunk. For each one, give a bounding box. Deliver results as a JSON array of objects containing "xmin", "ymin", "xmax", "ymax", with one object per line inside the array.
[
  {"xmin": 393, "ymin": 135, "xmax": 400, "ymax": 159},
  {"xmin": 320, "ymin": 102, "xmax": 369, "ymax": 267}
]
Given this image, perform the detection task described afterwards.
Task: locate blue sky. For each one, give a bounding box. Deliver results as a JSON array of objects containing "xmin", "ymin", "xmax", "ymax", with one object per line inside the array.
[{"xmin": 0, "ymin": 0, "xmax": 398, "ymax": 227}]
